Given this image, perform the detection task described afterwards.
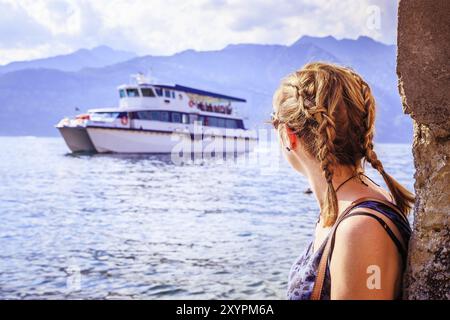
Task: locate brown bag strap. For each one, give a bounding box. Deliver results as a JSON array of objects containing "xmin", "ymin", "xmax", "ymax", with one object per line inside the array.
[{"xmin": 310, "ymin": 196, "xmax": 406, "ymax": 300}]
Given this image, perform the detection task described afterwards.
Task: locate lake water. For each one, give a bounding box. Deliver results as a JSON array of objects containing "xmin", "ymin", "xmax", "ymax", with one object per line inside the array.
[{"xmin": 0, "ymin": 136, "xmax": 415, "ymax": 299}]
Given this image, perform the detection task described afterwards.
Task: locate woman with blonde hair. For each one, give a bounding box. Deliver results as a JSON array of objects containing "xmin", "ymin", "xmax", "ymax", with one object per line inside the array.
[{"xmin": 271, "ymin": 62, "xmax": 414, "ymax": 300}]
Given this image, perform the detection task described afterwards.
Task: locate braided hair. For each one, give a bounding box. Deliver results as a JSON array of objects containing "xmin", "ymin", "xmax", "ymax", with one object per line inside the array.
[{"xmin": 273, "ymin": 62, "xmax": 415, "ymax": 226}]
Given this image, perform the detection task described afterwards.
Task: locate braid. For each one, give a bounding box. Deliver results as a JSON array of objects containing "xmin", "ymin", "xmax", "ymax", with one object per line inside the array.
[
  {"xmin": 351, "ymin": 70, "xmax": 415, "ymax": 214},
  {"xmin": 347, "ymin": 70, "xmax": 374, "ymax": 154},
  {"xmin": 316, "ymin": 105, "xmax": 339, "ymax": 227}
]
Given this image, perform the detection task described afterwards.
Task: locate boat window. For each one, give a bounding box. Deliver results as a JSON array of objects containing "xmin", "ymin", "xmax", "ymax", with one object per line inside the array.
[
  {"xmin": 208, "ymin": 117, "xmax": 218, "ymax": 127},
  {"xmin": 226, "ymin": 119, "xmax": 238, "ymax": 129},
  {"xmin": 129, "ymin": 112, "xmax": 138, "ymax": 120},
  {"xmin": 172, "ymin": 91, "xmax": 175, "ymax": 99},
  {"xmin": 90, "ymin": 112, "xmax": 122, "ymax": 122},
  {"xmin": 119, "ymin": 89, "xmax": 126, "ymax": 98},
  {"xmin": 155, "ymin": 88, "xmax": 163, "ymax": 96},
  {"xmin": 196, "ymin": 115, "xmax": 205, "ymax": 125},
  {"xmin": 141, "ymin": 88, "xmax": 155, "ymax": 97},
  {"xmin": 216, "ymin": 118, "xmax": 226, "ymax": 128},
  {"xmin": 133, "ymin": 111, "xmax": 179, "ymax": 122},
  {"xmin": 160, "ymin": 111, "xmax": 169, "ymax": 122},
  {"xmin": 126, "ymin": 88, "xmax": 140, "ymax": 97},
  {"xmin": 195, "ymin": 116, "xmax": 243, "ymax": 128},
  {"xmin": 189, "ymin": 114, "xmax": 198, "ymax": 124},
  {"xmin": 134, "ymin": 111, "xmax": 151, "ymax": 120},
  {"xmin": 150, "ymin": 111, "xmax": 161, "ymax": 121},
  {"xmin": 182, "ymin": 114, "xmax": 189, "ymax": 124},
  {"xmin": 164, "ymin": 90, "xmax": 171, "ymax": 98},
  {"xmin": 171, "ymin": 112, "xmax": 182, "ymax": 123}
]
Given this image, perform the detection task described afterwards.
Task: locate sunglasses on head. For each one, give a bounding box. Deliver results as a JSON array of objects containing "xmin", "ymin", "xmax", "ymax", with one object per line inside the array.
[{"xmin": 268, "ymin": 112, "xmax": 283, "ymax": 129}]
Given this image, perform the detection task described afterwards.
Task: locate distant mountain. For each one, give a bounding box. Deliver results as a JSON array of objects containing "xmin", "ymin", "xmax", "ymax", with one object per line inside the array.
[
  {"xmin": 292, "ymin": 36, "xmax": 397, "ymax": 91},
  {"xmin": 0, "ymin": 37, "xmax": 412, "ymax": 143},
  {"xmin": 0, "ymin": 45, "xmax": 137, "ymax": 73}
]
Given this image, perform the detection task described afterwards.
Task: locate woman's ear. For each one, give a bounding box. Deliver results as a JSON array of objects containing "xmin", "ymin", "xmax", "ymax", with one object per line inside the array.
[{"xmin": 286, "ymin": 127, "xmax": 298, "ymax": 150}]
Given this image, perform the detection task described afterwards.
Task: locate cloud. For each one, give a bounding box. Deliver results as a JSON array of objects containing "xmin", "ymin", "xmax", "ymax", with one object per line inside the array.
[
  {"xmin": 0, "ymin": 0, "xmax": 398, "ymax": 65},
  {"xmin": 0, "ymin": 1, "xmax": 51, "ymax": 47}
]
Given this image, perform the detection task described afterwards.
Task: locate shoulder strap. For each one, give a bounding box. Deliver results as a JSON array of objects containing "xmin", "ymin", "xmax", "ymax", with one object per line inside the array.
[
  {"xmin": 310, "ymin": 196, "xmax": 407, "ymax": 300},
  {"xmin": 353, "ymin": 196, "xmax": 409, "ymax": 223}
]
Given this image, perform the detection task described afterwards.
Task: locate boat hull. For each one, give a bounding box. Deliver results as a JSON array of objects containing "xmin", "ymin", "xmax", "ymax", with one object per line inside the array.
[
  {"xmin": 86, "ymin": 126, "xmax": 256, "ymax": 154},
  {"xmin": 57, "ymin": 126, "xmax": 96, "ymax": 153}
]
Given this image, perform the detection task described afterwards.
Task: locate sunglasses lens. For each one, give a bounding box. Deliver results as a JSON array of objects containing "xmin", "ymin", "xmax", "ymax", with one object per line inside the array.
[{"xmin": 271, "ymin": 113, "xmax": 280, "ymax": 129}]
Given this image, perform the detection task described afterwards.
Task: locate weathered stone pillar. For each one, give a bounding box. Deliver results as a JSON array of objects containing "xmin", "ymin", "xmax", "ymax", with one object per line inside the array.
[{"xmin": 397, "ymin": 0, "xmax": 450, "ymax": 299}]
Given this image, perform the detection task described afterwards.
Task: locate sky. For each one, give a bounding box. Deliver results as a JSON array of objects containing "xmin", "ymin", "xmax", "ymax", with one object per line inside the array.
[{"xmin": 0, "ymin": 0, "xmax": 398, "ymax": 65}]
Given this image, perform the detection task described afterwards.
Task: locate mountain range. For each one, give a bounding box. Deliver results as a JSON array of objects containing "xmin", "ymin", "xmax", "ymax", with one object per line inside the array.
[
  {"xmin": 0, "ymin": 45, "xmax": 136, "ymax": 73},
  {"xmin": 0, "ymin": 36, "xmax": 412, "ymax": 143}
]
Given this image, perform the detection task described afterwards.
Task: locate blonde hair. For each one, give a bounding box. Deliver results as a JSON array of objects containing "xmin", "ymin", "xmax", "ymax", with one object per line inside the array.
[{"xmin": 273, "ymin": 62, "xmax": 415, "ymax": 227}]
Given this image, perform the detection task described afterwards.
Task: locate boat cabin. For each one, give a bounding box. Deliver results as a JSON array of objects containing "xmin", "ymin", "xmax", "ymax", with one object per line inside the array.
[{"xmin": 117, "ymin": 83, "xmax": 245, "ymax": 117}]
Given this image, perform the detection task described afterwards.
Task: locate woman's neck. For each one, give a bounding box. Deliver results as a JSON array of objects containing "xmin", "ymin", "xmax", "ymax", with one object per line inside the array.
[{"xmin": 303, "ymin": 163, "xmax": 362, "ymax": 215}]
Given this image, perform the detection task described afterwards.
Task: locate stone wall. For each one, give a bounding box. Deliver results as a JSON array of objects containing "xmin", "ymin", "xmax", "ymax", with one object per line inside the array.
[{"xmin": 397, "ymin": 0, "xmax": 450, "ymax": 299}]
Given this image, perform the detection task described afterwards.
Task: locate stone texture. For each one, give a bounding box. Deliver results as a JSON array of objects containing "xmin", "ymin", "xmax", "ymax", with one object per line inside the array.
[{"xmin": 397, "ymin": 0, "xmax": 450, "ymax": 299}]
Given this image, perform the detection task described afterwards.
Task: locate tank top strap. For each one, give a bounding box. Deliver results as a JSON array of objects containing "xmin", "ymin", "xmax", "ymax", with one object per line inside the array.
[
  {"xmin": 351, "ymin": 200, "xmax": 412, "ymax": 244},
  {"xmin": 326, "ymin": 200, "xmax": 412, "ymax": 270}
]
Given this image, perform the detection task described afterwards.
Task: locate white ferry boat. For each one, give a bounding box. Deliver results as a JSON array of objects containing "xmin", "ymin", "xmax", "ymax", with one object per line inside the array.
[{"xmin": 56, "ymin": 75, "xmax": 257, "ymax": 154}]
